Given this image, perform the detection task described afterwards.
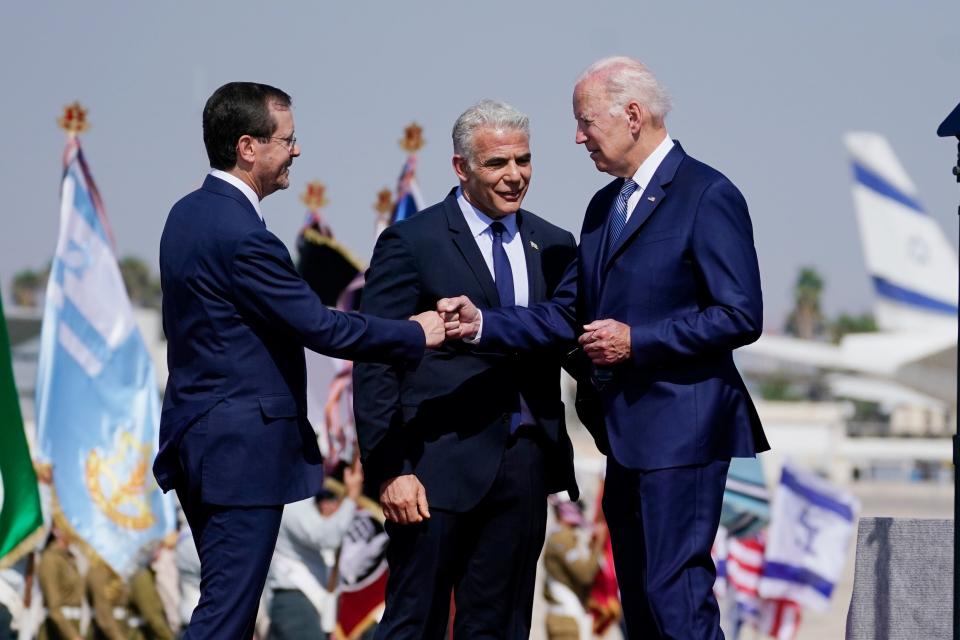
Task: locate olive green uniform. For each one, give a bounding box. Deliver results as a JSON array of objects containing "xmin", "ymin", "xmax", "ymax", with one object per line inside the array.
[
  {"xmin": 87, "ymin": 560, "xmax": 135, "ymax": 640},
  {"xmin": 542, "ymin": 526, "xmax": 602, "ymax": 640},
  {"xmin": 38, "ymin": 546, "xmax": 84, "ymax": 640},
  {"xmin": 128, "ymin": 568, "xmax": 174, "ymax": 640}
]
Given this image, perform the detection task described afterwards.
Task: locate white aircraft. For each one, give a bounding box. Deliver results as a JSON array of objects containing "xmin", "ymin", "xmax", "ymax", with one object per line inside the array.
[{"xmin": 740, "ymin": 133, "xmax": 958, "ymax": 405}]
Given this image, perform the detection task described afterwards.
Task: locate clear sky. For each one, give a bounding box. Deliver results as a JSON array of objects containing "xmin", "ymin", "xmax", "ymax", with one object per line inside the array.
[{"xmin": 1, "ymin": 2, "xmax": 957, "ymax": 327}]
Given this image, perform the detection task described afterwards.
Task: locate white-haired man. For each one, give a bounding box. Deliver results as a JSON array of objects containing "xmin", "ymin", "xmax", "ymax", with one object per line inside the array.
[
  {"xmin": 354, "ymin": 100, "xmax": 580, "ymax": 638},
  {"xmin": 440, "ymin": 57, "xmax": 768, "ymax": 638}
]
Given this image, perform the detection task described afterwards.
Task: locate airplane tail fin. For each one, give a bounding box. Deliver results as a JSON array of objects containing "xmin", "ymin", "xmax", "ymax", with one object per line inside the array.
[{"xmin": 845, "ymin": 132, "xmax": 958, "ymax": 331}]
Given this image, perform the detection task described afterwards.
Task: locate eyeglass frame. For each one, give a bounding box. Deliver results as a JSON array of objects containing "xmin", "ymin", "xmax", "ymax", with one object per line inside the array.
[{"xmin": 258, "ymin": 135, "xmax": 298, "ymax": 152}]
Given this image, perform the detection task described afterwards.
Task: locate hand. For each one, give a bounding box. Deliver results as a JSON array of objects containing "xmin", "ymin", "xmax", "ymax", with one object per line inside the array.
[
  {"xmin": 579, "ymin": 319, "xmax": 631, "ymax": 366},
  {"xmin": 343, "ymin": 459, "xmax": 364, "ymax": 500},
  {"xmin": 411, "ymin": 311, "xmax": 445, "ymax": 348},
  {"xmin": 436, "ymin": 295, "xmax": 480, "ymax": 340},
  {"xmin": 379, "ymin": 474, "xmax": 430, "ymax": 524}
]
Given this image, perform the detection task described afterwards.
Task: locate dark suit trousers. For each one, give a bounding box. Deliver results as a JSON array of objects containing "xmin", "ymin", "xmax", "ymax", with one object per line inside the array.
[
  {"xmin": 176, "ymin": 415, "xmax": 284, "ymax": 640},
  {"xmin": 375, "ymin": 432, "xmax": 548, "ymax": 640},
  {"xmin": 604, "ymin": 457, "xmax": 729, "ymax": 640}
]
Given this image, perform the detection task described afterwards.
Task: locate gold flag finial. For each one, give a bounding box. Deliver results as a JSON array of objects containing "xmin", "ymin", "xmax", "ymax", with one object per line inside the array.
[
  {"xmin": 374, "ymin": 188, "xmax": 394, "ymax": 215},
  {"xmin": 300, "ymin": 181, "xmax": 329, "ymax": 212},
  {"xmin": 58, "ymin": 102, "xmax": 89, "ymax": 136},
  {"xmin": 400, "ymin": 122, "xmax": 424, "ymax": 153}
]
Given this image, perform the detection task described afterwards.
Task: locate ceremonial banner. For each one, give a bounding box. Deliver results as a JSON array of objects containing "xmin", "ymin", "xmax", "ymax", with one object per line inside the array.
[
  {"xmin": 375, "ymin": 123, "xmax": 426, "ymax": 237},
  {"xmin": 35, "ymin": 136, "xmax": 173, "ymax": 576},
  {"xmin": 0, "ymin": 290, "xmax": 43, "ymax": 568},
  {"xmin": 334, "ymin": 510, "xmax": 390, "ymax": 640},
  {"xmin": 759, "ymin": 463, "xmax": 859, "ymax": 611},
  {"xmin": 586, "ymin": 479, "xmax": 621, "ymax": 635},
  {"xmin": 390, "ymin": 154, "xmax": 424, "ymax": 225}
]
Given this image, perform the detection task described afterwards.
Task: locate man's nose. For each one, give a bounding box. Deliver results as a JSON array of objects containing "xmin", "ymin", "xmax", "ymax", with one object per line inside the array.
[{"xmin": 575, "ymin": 127, "xmax": 587, "ymax": 144}]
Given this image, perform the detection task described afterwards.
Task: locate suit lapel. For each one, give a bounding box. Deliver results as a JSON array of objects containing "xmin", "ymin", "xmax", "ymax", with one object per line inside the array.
[
  {"xmin": 587, "ymin": 185, "xmax": 617, "ymax": 302},
  {"xmin": 601, "ymin": 142, "xmax": 686, "ymax": 274},
  {"xmin": 445, "ymin": 194, "xmax": 500, "ymax": 307},
  {"xmin": 517, "ymin": 212, "xmax": 544, "ymax": 302}
]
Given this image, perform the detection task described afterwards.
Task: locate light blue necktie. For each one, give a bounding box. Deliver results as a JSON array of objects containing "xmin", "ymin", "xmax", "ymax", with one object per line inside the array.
[{"xmin": 606, "ymin": 178, "xmax": 638, "ymax": 255}]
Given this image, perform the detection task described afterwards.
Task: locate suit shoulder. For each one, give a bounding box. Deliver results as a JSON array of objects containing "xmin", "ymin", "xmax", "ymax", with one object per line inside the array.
[
  {"xmin": 678, "ymin": 153, "xmax": 740, "ymax": 193},
  {"xmin": 518, "ymin": 209, "xmax": 575, "ymax": 245},
  {"xmin": 390, "ymin": 200, "xmax": 447, "ymax": 232}
]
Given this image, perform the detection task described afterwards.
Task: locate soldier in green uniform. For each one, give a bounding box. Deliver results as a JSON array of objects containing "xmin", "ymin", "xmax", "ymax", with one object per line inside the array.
[
  {"xmin": 128, "ymin": 563, "xmax": 174, "ymax": 640},
  {"xmin": 87, "ymin": 557, "xmax": 135, "ymax": 640},
  {"xmin": 37, "ymin": 526, "xmax": 85, "ymax": 640},
  {"xmin": 542, "ymin": 500, "xmax": 605, "ymax": 640}
]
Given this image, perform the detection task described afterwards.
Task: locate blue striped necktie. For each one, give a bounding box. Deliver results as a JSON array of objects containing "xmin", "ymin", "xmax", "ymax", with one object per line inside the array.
[{"xmin": 606, "ymin": 178, "xmax": 638, "ymax": 255}]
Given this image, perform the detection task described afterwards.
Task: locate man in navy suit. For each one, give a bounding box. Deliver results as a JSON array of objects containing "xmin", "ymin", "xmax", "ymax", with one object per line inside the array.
[
  {"xmin": 440, "ymin": 58, "xmax": 769, "ymax": 639},
  {"xmin": 353, "ymin": 100, "xmax": 579, "ymax": 639},
  {"xmin": 154, "ymin": 82, "xmax": 444, "ymax": 640}
]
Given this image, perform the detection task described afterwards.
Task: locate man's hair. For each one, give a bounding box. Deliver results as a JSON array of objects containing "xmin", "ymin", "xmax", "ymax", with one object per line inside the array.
[
  {"xmin": 202, "ymin": 82, "xmax": 292, "ymax": 170},
  {"xmin": 452, "ymin": 99, "xmax": 529, "ymax": 166},
  {"xmin": 577, "ymin": 56, "xmax": 672, "ymax": 124}
]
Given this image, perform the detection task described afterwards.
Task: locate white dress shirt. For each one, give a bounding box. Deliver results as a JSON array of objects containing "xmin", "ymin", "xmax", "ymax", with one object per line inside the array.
[
  {"xmin": 210, "ymin": 169, "xmax": 263, "ymax": 221},
  {"xmin": 456, "ymin": 188, "xmax": 534, "ymax": 426},
  {"xmin": 625, "ymin": 135, "xmax": 674, "ymax": 222}
]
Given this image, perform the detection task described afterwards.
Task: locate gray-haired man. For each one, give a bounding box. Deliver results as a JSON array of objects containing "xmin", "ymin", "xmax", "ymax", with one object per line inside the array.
[{"xmin": 354, "ymin": 100, "xmax": 580, "ymax": 638}]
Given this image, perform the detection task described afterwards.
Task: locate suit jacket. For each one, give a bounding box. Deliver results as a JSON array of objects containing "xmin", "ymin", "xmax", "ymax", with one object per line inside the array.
[
  {"xmin": 154, "ymin": 175, "xmax": 424, "ymax": 506},
  {"xmin": 353, "ymin": 191, "xmax": 579, "ymax": 512},
  {"xmin": 480, "ymin": 143, "xmax": 770, "ymax": 470}
]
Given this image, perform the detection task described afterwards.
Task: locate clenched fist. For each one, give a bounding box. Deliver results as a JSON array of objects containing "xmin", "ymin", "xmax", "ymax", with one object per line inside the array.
[
  {"xmin": 436, "ymin": 295, "xmax": 481, "ymax": 340},
  {"xmin": 411, "ymin": 310, "xmax": 445, "ymax": 348}
]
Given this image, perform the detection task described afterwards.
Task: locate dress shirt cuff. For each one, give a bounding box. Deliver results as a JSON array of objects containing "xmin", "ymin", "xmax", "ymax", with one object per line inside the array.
[{"xmin": 465, "ymin": 309, "xmax": 483, "ymax": 344}]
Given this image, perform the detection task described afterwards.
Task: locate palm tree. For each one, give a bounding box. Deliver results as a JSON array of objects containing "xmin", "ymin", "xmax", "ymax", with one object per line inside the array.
[
  {"xmin": 11, "ymin": 268, "xmax": 47, "ymax": 308},
  {"xmin": 785, "ymin": 267, "xmax": 824, "ymax": 339}
]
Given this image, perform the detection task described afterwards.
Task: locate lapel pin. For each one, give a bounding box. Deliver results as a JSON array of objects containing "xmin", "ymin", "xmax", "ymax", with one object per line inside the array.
[
  {"xmin": 647, "ymin": 195, "xmax": 657, "ymax": 202},
  {"xmin": 529, "ymin": 240, "xmax": 539, "ymax": 250}
]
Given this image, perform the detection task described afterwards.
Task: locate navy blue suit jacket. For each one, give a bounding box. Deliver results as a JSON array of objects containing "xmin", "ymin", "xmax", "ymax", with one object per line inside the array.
[
  {"xmin": 353, "ymin": 192, "xmax": 579, "ymax": 511},
  {"xmin": 154, "ymin": 175, "xmax": 424, "ymax": 506},
  {"xmin": 480, "ymin": 143, "xmax": 770, "ymax": 470}
]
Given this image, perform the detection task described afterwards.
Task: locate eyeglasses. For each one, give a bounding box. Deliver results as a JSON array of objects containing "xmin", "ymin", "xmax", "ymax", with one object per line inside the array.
[{"xmin": 262, "ymin": 135, "xmax": 297, "ymax": 152}]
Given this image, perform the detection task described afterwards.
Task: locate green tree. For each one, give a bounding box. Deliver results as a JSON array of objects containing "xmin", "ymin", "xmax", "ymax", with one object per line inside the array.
[
  {"xmin": 11, "ymin": 267, "xmax": 48, "ymax": 308},
  {"xmin": 119, "ymin": 256, "xmax": 162, "ymax": 309},
  {"xmin": 829, "ymin": 313, "xmax": 878, "ymax": 343},
  {"xmin": 785, "ymin": 267, "xmax": 825, "ymax": 339}
]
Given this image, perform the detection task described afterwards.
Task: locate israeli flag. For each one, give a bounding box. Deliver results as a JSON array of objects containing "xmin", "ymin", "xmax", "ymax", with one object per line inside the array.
[
  {"xmin": 758, "ymin": 463, "xmax": 859, "ymax": 612},
  {"xmin": 35, "ymin": 139, "xmax": 173, "ymax": 576}
]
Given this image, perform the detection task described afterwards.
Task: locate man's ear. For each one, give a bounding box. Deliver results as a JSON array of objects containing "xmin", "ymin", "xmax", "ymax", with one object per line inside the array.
[
  {"xmin": 236, "ymin": 134, "xmax": 257, "ymax": 165},
  {"xmin": 625, "ymin": 101, "xmax": 645, "ymax": 135},
  {"xmin": 452, "ymin": 154, "xmax": 470, "ymax": 183}
]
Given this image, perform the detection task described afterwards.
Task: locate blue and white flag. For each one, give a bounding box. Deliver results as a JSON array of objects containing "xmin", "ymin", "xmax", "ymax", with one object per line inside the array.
[
  {"xmin": 390, "ymin": 155, "xmax": 423, "ymax": 225},
  {"xmin": 35, "ymin": 137, "xmax": 173, "ymax": 577},
  {"xmin": 758, "ymin": 463, "xmax": 859, "ymax": 611}
]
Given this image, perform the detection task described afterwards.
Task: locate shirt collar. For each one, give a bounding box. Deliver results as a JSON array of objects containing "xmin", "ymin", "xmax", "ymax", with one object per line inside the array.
[
  {"xmin": 630, "ymin": 135, "xmax": 674, "ymax": 191},
  {"xmin": 210, "ymin": 169, "xmax": 263, "ymax": 220},
  {"xmin": 456, "ymin": 187, "xmax": 519, "ymax": 238}
]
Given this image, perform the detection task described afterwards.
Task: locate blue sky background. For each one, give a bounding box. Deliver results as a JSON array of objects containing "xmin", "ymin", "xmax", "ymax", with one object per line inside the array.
[{"xmin": 1, "ymin": 2, "xmax": 957, "ymax": 327}]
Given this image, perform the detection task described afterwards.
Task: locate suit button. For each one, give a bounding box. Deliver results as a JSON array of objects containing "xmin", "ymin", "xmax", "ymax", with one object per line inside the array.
[{"xmin": 502, "ymin": 415, "xmax": 509, "ymax": 423}]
